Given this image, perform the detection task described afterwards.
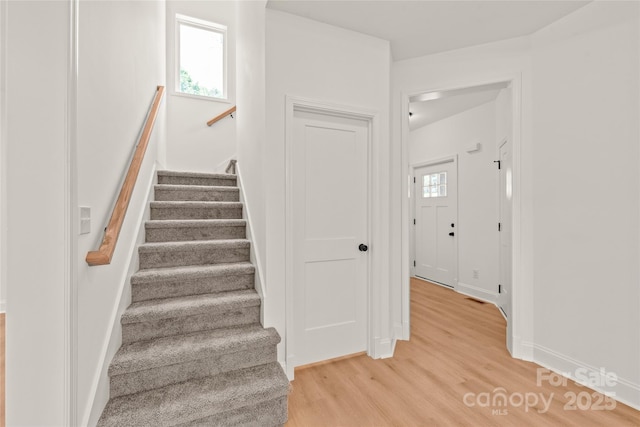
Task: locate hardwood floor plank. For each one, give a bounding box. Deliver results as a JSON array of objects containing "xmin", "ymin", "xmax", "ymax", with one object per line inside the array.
[
  {"xmin": 1, "ymin": 313, "xmax": 4, "ymax": 427},
  {"xmin": 286, "ymin": 278, "xmax": 640, "ymax": 426}
]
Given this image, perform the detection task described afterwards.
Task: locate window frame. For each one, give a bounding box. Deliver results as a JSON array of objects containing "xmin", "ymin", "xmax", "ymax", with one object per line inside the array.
[
  {"xmin": 174, "ymin": 13, "xmax": 228, "ymax": 102},
  {"xmin": 422, "ymin": 171, "xmax": 447, "ymax": 198}
]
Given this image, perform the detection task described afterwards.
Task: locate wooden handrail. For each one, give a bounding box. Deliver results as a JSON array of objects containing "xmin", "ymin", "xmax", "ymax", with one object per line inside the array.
[
  {"xmin": 86, "ymin": 85, "xmax": 165, "ymax": 266},
  {"xmin": 207, "ymin": 105, "xmax": 236, "ymax": 126}
]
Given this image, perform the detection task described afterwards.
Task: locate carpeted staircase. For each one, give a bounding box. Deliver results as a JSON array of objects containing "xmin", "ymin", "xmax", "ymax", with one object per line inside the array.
[{"xmin": 98, "ymin": 170, "xmax": 289, "ymax": 427}]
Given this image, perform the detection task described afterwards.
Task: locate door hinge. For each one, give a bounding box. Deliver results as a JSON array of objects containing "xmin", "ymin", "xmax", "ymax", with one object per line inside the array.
[
  {"xmin": 498, "ymin": 222, "xmax": 501, "ymax": 232},
  {"xmin": 413, "ymin": 260, "xmax": 416, "ymax": 267},
  {"xmin": 413, "ymin": 218, "xmax": 416, "ymax": 225},
  {"xmin": 413, "ymin": 176, "xmax": 416, "ymax": 183},
  {"xmin": 498, "ymin": 284, "xmax": 502, "ymax": 294},
  {"xmin": 494, "ymin": 160, "xmax": 501, "ymax": 169}
]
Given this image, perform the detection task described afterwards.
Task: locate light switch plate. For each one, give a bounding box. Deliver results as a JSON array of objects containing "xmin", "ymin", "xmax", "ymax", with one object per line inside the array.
[{"xmin": 80, "ymin": 207, "xmax": 91, "ymax": 235}]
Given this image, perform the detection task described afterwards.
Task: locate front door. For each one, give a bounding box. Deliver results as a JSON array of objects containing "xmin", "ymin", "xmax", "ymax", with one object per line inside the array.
[
  {"xmin": 414, "ymin": 160, "xmax": 457, "ymax": 287},
  {"xmin": 291, "ymin": 109, "xmax": 369, "ymax": 367}
]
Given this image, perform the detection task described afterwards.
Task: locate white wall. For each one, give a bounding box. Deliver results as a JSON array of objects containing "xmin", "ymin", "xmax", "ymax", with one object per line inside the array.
[
  {"xmin": 76, "ymin": 1, "xmax": 166, "ymax": 424},
  {"xmin": 495, "ymin": 87, "xmax": 512, "ymax": 144},
  {"xmin": 264, "ymin": 9, "xmax": 392, "ymax": 369},
  {"xmin": 235, "ymin": 0, "xmax": 267, "ymax": 300},
  {"xmin": 0, "ymin": 0, "xmax": 6, "ymax": 314},
  {"xmin": 166, "ymin": 1, "xmax": 237, "ymax": 173},
  {"xmin": 5, "ymin": 1, "xmax": 71, "ymax": 425},
  {"xmin": 392, "ymin": 36, "xmax": 534, "ymax": 347},
  {"xmin": 393, "ymin": 0, "xmax": 640, "ymax": 408},
  {"xmin": 531, "ymin": 1, "xmax": 640, "ymax": 406},
  {"xmin": 409, "ymin": 101, "xmax": 499, "ymax": 301}
]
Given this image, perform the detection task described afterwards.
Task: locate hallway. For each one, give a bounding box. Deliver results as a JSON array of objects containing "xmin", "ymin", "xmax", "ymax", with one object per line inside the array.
[{"xmin": 286, "ymin": 278, "xmax": 639, "ymax": 426}]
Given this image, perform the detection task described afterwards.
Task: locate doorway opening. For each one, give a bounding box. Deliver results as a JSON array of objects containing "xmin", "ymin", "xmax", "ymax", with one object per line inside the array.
[{"xmin": 402, "ymin": 79, "xmax": 519, "ymax": 355}]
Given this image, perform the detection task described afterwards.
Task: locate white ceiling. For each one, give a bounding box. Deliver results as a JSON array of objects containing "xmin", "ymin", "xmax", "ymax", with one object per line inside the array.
[
  {"xmin": 409, "ymin": 87, "xmax": 502, "ymax": 131},
  {"xmin": 266, "ymin": 0, "xmax": 590, "ymax": 60}
]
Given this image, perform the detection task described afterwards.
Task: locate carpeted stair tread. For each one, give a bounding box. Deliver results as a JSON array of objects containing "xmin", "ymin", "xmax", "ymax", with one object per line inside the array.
[
  {"xmin": 158, "ymin": 170, "xmax": 237, "ymax": 180},
  {"xmin": 121, "ymin": 289, "xmax": 260, "ymax": 324},
  {"xmin": 139, "ymin": 239, "xmax": 250, "ymax": 253},
  {"xmin": 109, "ymin": 325, "xmax": 280, "ymax": 376},
  {"xmin": 150, "ymin": 201, "xmax": 243, "ymax": 221},
  {"xmin": 155, "ymin": 185, "xmax": 240, "ymax": 202},
  {"xmin": 145, "ymin": 219, "xmax": 247, "ymax": 229},
  {"xmin": 150, "ymin": 201, "xmax": 243, "ymax": 209},
  {"xmin": 145, "ymin": 219, "xmax": 247, "ymax": 242},
  {"xmin": 97, "ymin": 362, "xmax": 289, "ymax": 427},
  {"xmin": 138, "ymin": 239, "xmax": 250, "ymax": 269},
  {"xmin": 155, "ymin": 184, "xmax": 240, "ymax": 191},
  {"xmin": 178, "ymin": 396, "xmax": 287, "ymax": 427},
  {"xmin": 131, "ymin": 262, "xmax": 254, "ymax": 285},
  {"xmin": 157, "ymin": 170, "xmax": 237, "ymax": 187}
]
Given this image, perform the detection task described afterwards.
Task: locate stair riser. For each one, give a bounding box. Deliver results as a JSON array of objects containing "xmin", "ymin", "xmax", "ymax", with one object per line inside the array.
[
  {"xmin": 145, "ymin": 225, "xmax": 246, "ymax": 242},
  {"xmin": 121, "ymin": 307, "xmax": 260, "ymax": 344},
  {"xmin": 155, "ymin": 188, "xmax": 240, "ymax": 202},
  {"xmin": 180, "ymin": 396, "xmax": 288, "ymax": 427},
  {"xmin": 110, "ymin": 346, "xmax": 277, "ymax": 398},
  {"xmin": 158, "ymin": 176, "xmax": 237, "ymax": 186},
  {"xmin": 132, "ymin": 273, "xmax": 254, "ymax": 302},
  {"xmin": 139, "ymin": 247, "xmax": 249, "ymax": 269},
  {"xmin": 150, "ymin": 206, "xmax": 242, "ymax": 220}
]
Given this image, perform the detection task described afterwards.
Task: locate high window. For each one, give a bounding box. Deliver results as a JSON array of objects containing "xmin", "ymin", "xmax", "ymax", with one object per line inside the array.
[
  {"xmin": 422, "ymin": 172, "xmax": 447, "ymax": 198},
  {"xmin": 176, "ymin": 14, "xmax": 226, "ymax": 100}
]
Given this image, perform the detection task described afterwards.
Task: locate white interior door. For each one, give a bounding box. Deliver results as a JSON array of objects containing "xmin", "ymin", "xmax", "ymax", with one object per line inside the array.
[
  {"xmin": 414, "ymin": 160, "xmax": 457, "ymax": 287},
  {"xmin": 498, "ymin": 139, "xmax": 513, "ymax": 342},
  {"xmin": 292, "ymin": 109, "xmax": 369, "ymax": 367}
]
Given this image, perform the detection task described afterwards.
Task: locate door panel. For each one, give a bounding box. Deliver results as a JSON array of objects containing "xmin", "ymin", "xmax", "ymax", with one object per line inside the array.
[
  {"xmin": 292, "ymin": 110, "xmax": 369, "ymax": 367},
  {"xmin": 414, "ymin": 160, "xmax": 457, "ymax": 287}
]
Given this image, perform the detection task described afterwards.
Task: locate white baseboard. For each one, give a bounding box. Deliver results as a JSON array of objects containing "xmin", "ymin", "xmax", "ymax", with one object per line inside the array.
[
  {"xmin": 0, "ymin": 300, "xmax": 5, "ymax": 312},
  {"xmin": 533, "ymin": 343, "xmax": 640, "ymax": 411},
  {"xmin": 455, "ymin": 281, "xmax": 497, "ymax": 304},
  {"xmin": 394, "ymin": 322, "xmax": 406, "ymax": 341},
  {"xmin": 516, "ymin": 338, "xmax": 534, "ymax": 362},
  {"xmin": 373, "ymin": 338, "xmax": 396, "ymax": 359}
]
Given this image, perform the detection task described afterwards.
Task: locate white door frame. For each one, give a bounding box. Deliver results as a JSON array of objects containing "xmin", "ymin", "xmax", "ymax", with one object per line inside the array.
[
  {"xmin": 284, "ymin": 96, "xmax": 377, "ymax": 378},
  {"xmin": 410, "ymin": 155, "xmax": 459, "ymax": 289},
  {"xmin": 400, "ymin": 74, "xmax": 525, "ymax": 358}
]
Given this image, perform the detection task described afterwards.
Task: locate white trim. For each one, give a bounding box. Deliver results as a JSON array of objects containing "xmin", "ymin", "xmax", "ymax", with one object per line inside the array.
[
  {"xmin": 235, "ymin": 164, "xmax": 267, "ymax": 312},
  {"xmin": 82, "ymin": 167, "xmax": 157, "ymax": 427},
  {"xmin": 0, "ymin": 0, "xmax": 7, "ymax": 320},
  {"xmin": 170, "ymin": 91, "xmax": 231, "ymax": 104},
  {"xmin": 65, "ymin": 0, "xmax": 79, "ymax": 424},
  {"xmin": 533, "ymin": 344, "xmax": 640, "ymax": 411},
  {"xmin": 409, "ymin": 155, "xmax": 459, "ymax": 290},
  {"xmin": 400, "ymin": 73, "xmax": 526, "ymax": 356},
  {"xmin": 456, "ymin": 281, "xmax": 497, "ymax": 304},
  {"xmin": 284, "ymin": 95, "xmax": 379, "ymax": 378},
  {"xmin": 375, "ymin": 338, "xmax": 396, "ymax": 359},
  {"xmin": 174, "ymin": 13, "xmax": 228, "ymax": 101}
]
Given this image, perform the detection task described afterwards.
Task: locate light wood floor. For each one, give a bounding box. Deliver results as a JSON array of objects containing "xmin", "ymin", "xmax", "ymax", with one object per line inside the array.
[
  {"xmin": 286, "ymin": 278, "xmax": 640, "ymax": 426},
  {"xmin": 1, "ymin": 313, "xmax": 4, "ymax": 427}
]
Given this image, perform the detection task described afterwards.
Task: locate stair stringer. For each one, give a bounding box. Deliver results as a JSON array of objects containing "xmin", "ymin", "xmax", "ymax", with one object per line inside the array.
[{"xmin": 235, "ymin": 163, "xmax": 267, "ymax": 321}]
